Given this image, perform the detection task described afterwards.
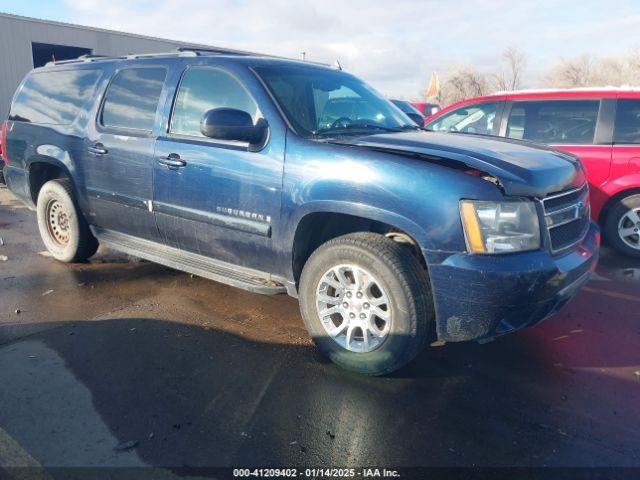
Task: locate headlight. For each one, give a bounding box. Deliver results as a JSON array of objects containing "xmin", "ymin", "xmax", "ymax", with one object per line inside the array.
[{"xmin": 460, "ymin": 200, "xmax": 540, "ymax": 254}]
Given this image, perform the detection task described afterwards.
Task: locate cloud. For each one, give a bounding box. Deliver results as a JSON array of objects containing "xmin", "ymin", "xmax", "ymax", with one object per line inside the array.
[{"xmin": 62, "ymin": 0, "xmax": 640, "ymax": 98}]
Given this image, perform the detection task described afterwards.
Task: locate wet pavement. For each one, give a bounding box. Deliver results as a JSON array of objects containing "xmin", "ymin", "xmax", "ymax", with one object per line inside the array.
[{"xmin": 0, "ymin": 183, "xmax": 639, "ymax": 474}]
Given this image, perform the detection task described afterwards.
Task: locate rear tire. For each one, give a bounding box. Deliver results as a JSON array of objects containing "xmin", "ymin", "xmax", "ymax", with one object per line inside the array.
[
  {"xmin": 299, "ymin": 232, "xmax": 434, "ymax": 376},
  {"xmin": 604, "ymin": 194, "xmax": 640, "ymax": 258},
  {"xmin": 36, "ymin": 179, "xmax": 99, "ymax": 262}
]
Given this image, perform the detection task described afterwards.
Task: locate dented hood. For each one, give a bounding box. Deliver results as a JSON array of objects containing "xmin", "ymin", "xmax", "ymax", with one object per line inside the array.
[{"xmin": 330, "ymin": 131, "xmax": 586, "ymax": 197}]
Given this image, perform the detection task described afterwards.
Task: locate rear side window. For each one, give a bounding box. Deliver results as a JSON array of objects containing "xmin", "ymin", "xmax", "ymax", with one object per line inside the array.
[
  {"xmin": 100, "ymin": 67, "xmax": 166, "ymax": 132},
  {"xmin": 170, "ymin": 67, "xmax": 259, "ymax": 138},
  {"xmin": 506, "ymin": 100, "xmax": 599, "ymax": 145},
  {"xmin": 613, "ymin": 99, "xmax": 640, "ymax": 144},
  {"xmin": 10, "ymin": 69, "xmax": 101, "ymax": 125},
  {"xmin": 428, "ymin": 102, "xmax": 497, "ymax": 135}
]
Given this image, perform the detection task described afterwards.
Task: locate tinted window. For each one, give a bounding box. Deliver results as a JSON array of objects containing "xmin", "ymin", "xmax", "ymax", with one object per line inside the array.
[
  {"xmin": 613, "ymin": 99, "xmax": 640, "ymax": 144},
  {"xmin": 170, "ymin": 67, "xmax": 259, "ymax": 138},
  {"xmin": 428, "ymin": 103, "xmax": 497, "ymax": 135},
  {"xmin": 101, "ymin": 67, "xmax": 166, "ymax": 131},
  {"xmin": 506, "ymin": 100, "xmax": 599, "ymax": 145},
  {"xmin": 10, "ymin": 69, "xmax": 101, "ymax": 125}
]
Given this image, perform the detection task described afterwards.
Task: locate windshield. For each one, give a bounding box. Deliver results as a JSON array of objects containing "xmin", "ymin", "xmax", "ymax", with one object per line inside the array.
[
  {"xmin": 254, "ymin": 64, "xmax": 415, "ymax": 137},
  {"xmin": 392, "ymin": 99, "xmax": 423, "ymax": 116}
]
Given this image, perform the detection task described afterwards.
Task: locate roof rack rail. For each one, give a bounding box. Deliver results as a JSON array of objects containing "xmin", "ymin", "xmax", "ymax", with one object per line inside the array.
[
  {"xmin": 175, "ymin": 46, "xmax": 254, "ymax": 56},
  {"xmin": 45, "ymin": 54, "xmax": 124, "ymax": 67},
  {"xmin": 125, "ymin": 50, "xmax": 198, "ymax": 59},
  {"xmin": 43, "ymin": 47, "xmax": 335, "ymax": 69},
  {"xmin": 43, "ymin": 50, "xmax": 200, "ymax": 67}
]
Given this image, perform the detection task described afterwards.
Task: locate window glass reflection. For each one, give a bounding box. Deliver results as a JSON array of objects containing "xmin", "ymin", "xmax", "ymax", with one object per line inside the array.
[
  {"xmin": 10, "ymin": 69, "xmax": 101, "ymax": 125},
  {"xmin": 101, "ymin": 67, "xmax": 166, "ymax": 131}
]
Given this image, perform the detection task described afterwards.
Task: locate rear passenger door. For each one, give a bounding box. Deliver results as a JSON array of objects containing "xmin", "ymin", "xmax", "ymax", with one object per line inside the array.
[
  {"xmin": 84, "ymin": 64, "xmax": 169, "ymax": 241},
  {"xmin": 611, "ymin": 97, "xmax": 640, "ymax": 183},
  {"xmin": 151, "ymin": 65, "xmax": 283, "ymax": 271},
  {"xmin": 502, "ymin": 99, "xmax": 612, "ymax": 188}
]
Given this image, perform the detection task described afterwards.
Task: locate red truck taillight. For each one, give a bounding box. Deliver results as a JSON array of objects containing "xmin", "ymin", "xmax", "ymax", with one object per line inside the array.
[{"xmin": 1, "ymin": 120, "xmax": 7, "ymax": 165}]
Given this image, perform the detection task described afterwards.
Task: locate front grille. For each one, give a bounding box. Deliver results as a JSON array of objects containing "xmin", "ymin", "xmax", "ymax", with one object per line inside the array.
[
  {"xmin": 543, "ymin": 186, "xmax": 585, "ymax": 211},
  {"xmin": 541, "ymin": 185, "xmax": 590, "ymax": 253},
  {"xmin": 549, "ymin": 219, "xmax": 586, "ymax": 250}
]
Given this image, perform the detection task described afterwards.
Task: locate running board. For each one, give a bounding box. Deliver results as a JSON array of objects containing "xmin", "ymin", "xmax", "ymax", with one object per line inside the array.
[{"xmin": 91, "ymin": 227, "xmax": 287, "ymax": 295}]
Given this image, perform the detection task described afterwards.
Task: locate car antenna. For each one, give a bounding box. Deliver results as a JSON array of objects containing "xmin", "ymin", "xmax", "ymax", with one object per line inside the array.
[{"xmin": 334, "ymin": 59, "xmax": 342, "ymax": 70}]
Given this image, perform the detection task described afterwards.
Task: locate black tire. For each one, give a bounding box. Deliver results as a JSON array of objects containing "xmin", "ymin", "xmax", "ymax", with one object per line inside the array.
[
  {"xmin": 604, "ymin": 194, "xmax": 640, "ymax": 258},
  {"xmin": 36, "ymin": 179, "xmax": 99, "ymax": 262},
  {"xmin": 299, "ymin": 232, "xmax": 434, "ymax": 376}
]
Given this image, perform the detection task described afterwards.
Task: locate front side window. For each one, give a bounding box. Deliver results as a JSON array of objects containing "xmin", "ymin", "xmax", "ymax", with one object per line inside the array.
[
  {"xmin": 100, "ymin": 67, "xmax": 166, "ymax": 132},
  {"xmin": 506, "ymin": 100, "xmax": 599, "ymax": 145},
  {"xmin": 10, "ymin": 69, "xmax": 101, "ymax": 125},
  {"xmin": 170, "ymin": 67, "xmax": 259, "ymax": 138},
  {"xmin": 428, "ymin": 103, "xmax": 497, "ymax": 135},
  {"xmin": 254, "ymin": 64, "xmax": 414, "ymax": 137},
  {"xmin": 613, "ymin": 99, "xmax": 640, "ymax": 144}
]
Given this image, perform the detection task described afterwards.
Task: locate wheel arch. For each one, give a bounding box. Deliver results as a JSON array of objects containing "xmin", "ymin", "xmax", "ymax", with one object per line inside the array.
[
  {"xmin": 27, "ymin": 156, "xmax": 75, "ymax": 204},
  {"xmin": 289, "ymin": 202, "xmax": 431, "ymax": 287},
  {"xmin": 598, "ymin": 185, "xmax": 640, "ymax": 226}
]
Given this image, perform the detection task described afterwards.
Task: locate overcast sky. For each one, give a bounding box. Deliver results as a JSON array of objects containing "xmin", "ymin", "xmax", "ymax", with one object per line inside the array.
[{"xmin": 2, "ymin": 0, "xmax": 640, "ymax": 98}]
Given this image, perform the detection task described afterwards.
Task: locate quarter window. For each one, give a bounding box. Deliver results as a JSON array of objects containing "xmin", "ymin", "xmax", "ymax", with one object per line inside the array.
[
  {"xmin": 170, "ymin": 67, "xmax": 259, "ymax": 138},
  {"xmin": 506, "ymin": 100, "xmax": 599, "ymax": 145},
  {"xmin": 428, "ymin": 103, "xmax": 498, "ymax": 135},
  {"xmin": 100, "ymin": 67, "xmax": 166, "ymax": 132},
  {"xmin": 613, "ymin": 99, "xmax": 640, "ymax": 144},
  {"xmin": 10, "ymin": 69, "xmax": 101, "ymax": 125}
]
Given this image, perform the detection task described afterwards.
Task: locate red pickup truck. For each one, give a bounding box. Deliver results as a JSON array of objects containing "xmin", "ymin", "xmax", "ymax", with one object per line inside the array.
[{"xmin": 425, "ymin": 89, "xmax": 640, "ymax": 257}]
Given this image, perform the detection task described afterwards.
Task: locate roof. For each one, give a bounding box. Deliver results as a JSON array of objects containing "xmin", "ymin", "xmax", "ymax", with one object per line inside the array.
[
  {"xmin": 35, "ymin": 49, "xmax": 335, "ymax": 71},
  {"xmin": 493, "ymin": 86, "xmax": 640, "ymax": 95},
  {"xmin": 30, "ymin": 52, "xmax": 338, "ymax": 79}
]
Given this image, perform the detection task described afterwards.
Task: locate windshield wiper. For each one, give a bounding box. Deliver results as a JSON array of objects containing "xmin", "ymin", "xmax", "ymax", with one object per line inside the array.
[
  {"xmin": 400, "ymin": 124, "xmax": 426, "ymax": 131},
  {"xmin": 313, "ymin": 123, "xmax": 404, "ymax": 136}
]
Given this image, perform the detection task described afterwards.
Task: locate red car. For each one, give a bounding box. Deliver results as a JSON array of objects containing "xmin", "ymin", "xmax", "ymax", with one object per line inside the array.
[
  {"xmin": 425, "ymin": 89, "xmax": 640, "ymax": 257},
  {"xmin": 411, "ymin": 101, "xmax": 440, "ymax": 119}
]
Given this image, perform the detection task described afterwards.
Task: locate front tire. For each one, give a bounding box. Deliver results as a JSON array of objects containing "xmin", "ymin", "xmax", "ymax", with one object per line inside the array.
[
  {"xmin": 299, "ymin": 232, "xmax": 434, "ymax": 376},
  {"xmin": 36, "ymin": 179, "xmax": 98, "ymax": 263},
  {"xmin": 604, "ymin": 194, "xmax": 640, "ymax": 258}
]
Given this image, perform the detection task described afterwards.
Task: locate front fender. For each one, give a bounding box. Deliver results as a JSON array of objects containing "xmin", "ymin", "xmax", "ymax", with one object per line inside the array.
[{"xmin": 289, "ymin": 200, "xmax": 431, "ymax": 248}]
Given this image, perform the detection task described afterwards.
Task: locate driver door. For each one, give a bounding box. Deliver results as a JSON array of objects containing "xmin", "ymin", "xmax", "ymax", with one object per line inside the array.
[{"xmin": 426, "ymin": 100, "xmax": 505, "ymax": 136}]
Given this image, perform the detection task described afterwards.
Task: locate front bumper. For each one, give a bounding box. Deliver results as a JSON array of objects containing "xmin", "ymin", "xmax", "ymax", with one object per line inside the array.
[{"xmin": 425, "ymin": 221, "xmax": 600, "ymax": 342}]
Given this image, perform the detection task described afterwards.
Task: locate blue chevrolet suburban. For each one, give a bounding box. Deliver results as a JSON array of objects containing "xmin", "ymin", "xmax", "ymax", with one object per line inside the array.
[{"xmin": 1, "ymin": 50, "xmax": 599, "ymax": 375}]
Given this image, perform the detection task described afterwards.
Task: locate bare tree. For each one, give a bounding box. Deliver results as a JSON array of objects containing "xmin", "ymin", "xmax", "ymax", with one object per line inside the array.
[
  {"xmin": 438, "ymin": 66, "xmax": 489, "ymax": 106},
  {"xmin": 628, "ymin": 48, "xmax": 640, "ymax": 75},
  {"xmin": 492, "ymin": 47, "xmax": 527, "ymax": 91},
  {"xmin": 546, "ymin": 54, "xmax": 595, "ymax": 87},
  {"xmin": 545, "ymin": 51, "xmax": 640, "ymax": 87}
]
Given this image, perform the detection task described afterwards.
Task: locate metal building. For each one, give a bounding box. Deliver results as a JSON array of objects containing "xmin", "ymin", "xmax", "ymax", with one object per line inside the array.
[{"xmin": 0, "ymin": 12, "xmax": 251, "ymax": 120}]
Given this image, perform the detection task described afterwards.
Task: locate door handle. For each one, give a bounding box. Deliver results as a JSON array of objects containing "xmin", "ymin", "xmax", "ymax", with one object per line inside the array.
[
  {"xmin": 88, "ymin": 143, "xmax": 108, "ymax": 155},
  {"xmin": 158, "ymin": 153, "xmax": 186, "ymax": 168}
]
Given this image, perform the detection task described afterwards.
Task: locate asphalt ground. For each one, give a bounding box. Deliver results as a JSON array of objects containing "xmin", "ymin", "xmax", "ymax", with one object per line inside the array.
[{"xmin": 0, "ymin": 184, "xmax": 639, "ymax": 479}]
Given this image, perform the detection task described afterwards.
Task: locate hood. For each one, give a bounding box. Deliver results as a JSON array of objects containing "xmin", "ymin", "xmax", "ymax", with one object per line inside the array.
[{"xmin": 330, "ymin": 131, "xmax": 586, "ymax": 197}]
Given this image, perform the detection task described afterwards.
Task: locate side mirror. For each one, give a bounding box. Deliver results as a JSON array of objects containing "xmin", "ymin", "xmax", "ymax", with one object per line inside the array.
[{"xmin": 200, "ymin": 108, "xmax": 267, "ymax": 145}]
